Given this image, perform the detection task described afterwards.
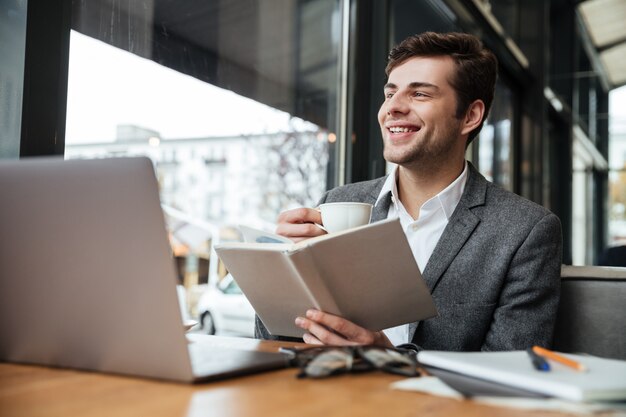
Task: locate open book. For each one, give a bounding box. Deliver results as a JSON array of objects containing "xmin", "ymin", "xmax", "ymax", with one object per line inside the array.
[{"xmin": 215, "ymin": 218, "xmax": 437, "ymax": 338}]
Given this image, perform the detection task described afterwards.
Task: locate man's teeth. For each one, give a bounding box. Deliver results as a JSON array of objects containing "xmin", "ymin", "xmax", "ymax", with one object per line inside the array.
[{"xmin": 389, "ymin": 127, "xmax": 417, "ymax": 133}]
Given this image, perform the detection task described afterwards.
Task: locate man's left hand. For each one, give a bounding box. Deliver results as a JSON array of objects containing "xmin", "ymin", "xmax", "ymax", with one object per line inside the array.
[{"xmin": 295, "ymin": 309, "xmax": 394, "ymax": 347}]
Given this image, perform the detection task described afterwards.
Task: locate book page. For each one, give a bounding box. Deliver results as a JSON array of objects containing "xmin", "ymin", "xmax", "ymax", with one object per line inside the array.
[
  {"xmin": 215, "ymin": 246, "xmax": 320, "ymax": 338},
  {"xmin": 239, "ymin": 225, "xmax": 292, "ymax": 244},
  {"xmin": 288, "ymin": 249, "xmax": 341, "ymax": 315},
  {"xmin": 305, "ymin": 219, "xmax": 436, "ymax": 331}
]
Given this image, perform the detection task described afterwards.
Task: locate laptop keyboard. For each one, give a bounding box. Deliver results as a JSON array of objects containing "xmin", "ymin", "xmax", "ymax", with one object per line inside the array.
[{"xmin": 187, "ymin": 341, "xmax": 288, "ymax": 378}]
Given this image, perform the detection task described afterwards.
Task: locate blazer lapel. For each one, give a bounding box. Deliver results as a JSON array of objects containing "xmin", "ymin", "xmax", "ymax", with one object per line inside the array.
[
  {"xmin": 421, "ymin": 163, "xmax": 487, "ymax": 292},
  {"xmin": 408, "ymin": 163, "xmax": 487, "ymax": 341},
  {"xmin": 421, "ymin": 208, "xmax": 480, "ymax": 292},
  {"xmin": 371, "ymin": 190, "xmax": 392, "ymax": 222},
  {"xmin": 367, "ymin": 167, "xmax": 487, "ymax": 293}
]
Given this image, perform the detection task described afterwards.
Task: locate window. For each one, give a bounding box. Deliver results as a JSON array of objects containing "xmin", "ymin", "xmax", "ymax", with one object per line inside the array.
[
  {"xmin": 476, "ymin": 80, "xmax": 514, "ymax": 190},
  {"xmin": 66, "ymin": 1, "xmax": 342, "ymax": 228},
  {"xmin": 65, "ymin": 0, "xmax": 344, "ymax": 324},
  {"xmin": 0, "ymin": 0, "xmax": 27, "ymax": 158},
  {"xmin": 390, "ymin": 0, "xmax": 458, "ymax": 45},
  {"xmin": 608, "ymin": 86, "xmax": 626, "ymax": 248}
]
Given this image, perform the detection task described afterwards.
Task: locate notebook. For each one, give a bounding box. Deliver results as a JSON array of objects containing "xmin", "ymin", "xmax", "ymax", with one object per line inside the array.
[
  {"xmin": 0, "ymin": 156, "xmax": 288, "ymax": 383},
  {"xmin": 417, "ymin": 350, "xmax": 626, "ymax": 402}
]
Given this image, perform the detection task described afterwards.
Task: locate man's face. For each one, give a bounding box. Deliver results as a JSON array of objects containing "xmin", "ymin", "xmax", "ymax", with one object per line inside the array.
[{"xmin": 377, "ymin": 56, "xmax": 466, "ymax": 167}]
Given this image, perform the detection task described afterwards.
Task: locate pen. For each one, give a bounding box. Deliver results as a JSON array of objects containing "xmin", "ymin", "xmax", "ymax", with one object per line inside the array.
[
  {"xmin": 526, "ymin": 347, "xmax": 550, "ymax": 371},
  {"xmin": 532, "ymin": 346, "xmax": 588, "ymax": 372}
]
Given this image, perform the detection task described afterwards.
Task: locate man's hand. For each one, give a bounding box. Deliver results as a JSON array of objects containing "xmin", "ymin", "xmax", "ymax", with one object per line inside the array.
[
  {"xmin": 295, "ymin": 309, "xmax": 394, "ymax": 347},
  {"xmin": 276, "ymin": 208, "xmax": 327, "ymax": 242}
]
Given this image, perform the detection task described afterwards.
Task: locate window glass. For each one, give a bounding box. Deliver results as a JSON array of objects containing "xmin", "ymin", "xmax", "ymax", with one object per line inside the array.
[
  {"xmin": 222, "ymin": 279, "xmax": 243, "ymax": 295},
  {"xmin": 608, "ymin": 86, "xmax": 626, "ymax": 248},
  {"xmin": 572, "ymin": 151, "xmax": 593, "ymax": 265},
  {"xmin": 0, "ymin": 0, "xmax": 27, "ymax": 159},
  {"xmin": 487, "ymin": 0, "xmax": 520, "ymax": 44},
  {"xmin": 477, "ymin": 80, "xmax": 514, "ymax": 190},
  {"xmin": 65, "ymin": 0, "xmax": 342, "ymax": 329},
  {"xmin": 67, "ymin": 0, "xmax": 341, "ymax": 224},
  {"xmin": 390, "ymin": 0, "xmax": 458, "ymax": 45}
]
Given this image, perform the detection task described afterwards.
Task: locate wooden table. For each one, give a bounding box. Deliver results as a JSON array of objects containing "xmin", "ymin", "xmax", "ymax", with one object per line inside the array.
[{"xmin": 0, "ymin": 336, "xmax": 576, "ymax": 417}]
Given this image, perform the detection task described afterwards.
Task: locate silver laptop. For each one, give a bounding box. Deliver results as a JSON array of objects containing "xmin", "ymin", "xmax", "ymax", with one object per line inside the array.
[{"xmin": 0, "ymin": 156, "xmax": 288, "ymax": 382}]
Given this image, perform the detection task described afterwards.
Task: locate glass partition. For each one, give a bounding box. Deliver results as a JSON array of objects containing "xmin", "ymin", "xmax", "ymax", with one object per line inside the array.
[
  {"xmin": 65, "ymin": 0, "xmax": 343, "ymax": 334},
  {"xmin": 477, "ymin": 79, "xmax": 514, "ymax": 190},
  {"xmin": 607, "ymin": 86, "xmax": 626, "ymax": 258},
  {"xmin": 0, "ymin": 0, "xmax": 27, "ymax": 159}
]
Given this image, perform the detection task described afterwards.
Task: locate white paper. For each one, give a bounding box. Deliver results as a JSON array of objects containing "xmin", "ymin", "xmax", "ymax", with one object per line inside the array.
[
  {"xmin": 416, "ymin": 350, "xmax": 626, "ymax": 402},
  {"xmin": 239, "ymin": 224, "xmax": 292, "ymax": 244},
  {"xmin": 391, "ymin": 377, "xmax": 626, "ymax": 416}
]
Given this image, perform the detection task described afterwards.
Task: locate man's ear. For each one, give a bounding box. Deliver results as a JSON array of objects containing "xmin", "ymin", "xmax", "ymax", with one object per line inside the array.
[{"xmin": 460, "ymin": 100, "xmax": 485, "ymax": 136}]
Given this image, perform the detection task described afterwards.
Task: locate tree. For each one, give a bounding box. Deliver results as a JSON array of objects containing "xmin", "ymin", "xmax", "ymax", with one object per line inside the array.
[{"xmin": 253, "ymin": 119, "xmax": 329, "ymax": 223}]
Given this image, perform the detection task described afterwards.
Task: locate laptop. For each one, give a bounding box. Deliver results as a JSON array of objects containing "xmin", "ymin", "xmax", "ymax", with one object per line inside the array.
[{"xmin": 0, "ymin": 156, "xmax": 288, "ymax": 383}]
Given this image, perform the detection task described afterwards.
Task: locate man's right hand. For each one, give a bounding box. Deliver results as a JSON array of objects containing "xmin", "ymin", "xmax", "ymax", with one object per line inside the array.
[{"xmin": 276, "ymin": 208, "xmax": 327, "ymax": 242}]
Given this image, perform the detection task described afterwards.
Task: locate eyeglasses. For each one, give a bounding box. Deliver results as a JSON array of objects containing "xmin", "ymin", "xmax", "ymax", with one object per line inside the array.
[{"xmin": 279, "ymin": 345, "xmax": 421, "ymax": 379}]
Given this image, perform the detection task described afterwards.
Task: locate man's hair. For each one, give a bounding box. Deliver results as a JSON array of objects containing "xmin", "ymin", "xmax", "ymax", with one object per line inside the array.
[{"xmin": 386, "ymin": 32, "xmax": 498, "ymax": 144}]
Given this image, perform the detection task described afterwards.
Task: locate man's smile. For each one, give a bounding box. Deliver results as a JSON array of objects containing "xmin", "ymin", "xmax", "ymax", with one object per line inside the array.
[{"xmin": 385, "ymin": 123, "xmax": 421, "ymax": 135}]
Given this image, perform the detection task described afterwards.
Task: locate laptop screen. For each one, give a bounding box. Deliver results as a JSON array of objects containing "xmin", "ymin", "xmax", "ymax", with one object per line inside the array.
[{"xmin": 0, "ymin": 157, "xmax": 196, "ymax": 381}]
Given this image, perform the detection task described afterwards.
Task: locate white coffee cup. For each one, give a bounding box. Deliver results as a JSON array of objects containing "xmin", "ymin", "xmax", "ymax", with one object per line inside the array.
[{"xmin": 318, "ymin": 202, "xmax": 373, "ymax": 233}]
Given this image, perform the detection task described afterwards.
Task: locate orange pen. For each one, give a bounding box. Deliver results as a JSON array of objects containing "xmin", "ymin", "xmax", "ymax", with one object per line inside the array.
[{"xmin": 532, "ymin": 346, "xmax": 588, "ymax": 372}]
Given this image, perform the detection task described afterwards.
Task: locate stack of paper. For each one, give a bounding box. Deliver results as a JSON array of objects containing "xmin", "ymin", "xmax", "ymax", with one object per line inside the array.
[{"xmin": 417, "ymin": 350, "xmax": 626, "ymax": 402}]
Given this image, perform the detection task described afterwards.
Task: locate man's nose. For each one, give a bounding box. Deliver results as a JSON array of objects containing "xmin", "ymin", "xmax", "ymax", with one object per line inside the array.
[{"xmin": 384, "ymin": 93, "xmax": 410, "ymax": 116}]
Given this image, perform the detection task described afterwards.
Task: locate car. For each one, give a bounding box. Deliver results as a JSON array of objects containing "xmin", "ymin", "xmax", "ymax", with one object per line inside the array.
[{"xmin": 196, "ymin": 274, "xmax": 256, "ymax": 337}]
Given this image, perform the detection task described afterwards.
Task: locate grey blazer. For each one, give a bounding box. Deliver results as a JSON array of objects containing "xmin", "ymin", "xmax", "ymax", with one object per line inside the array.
[{"xmin": 255, "ymin": 162, "xmax": 562, "ymax": 351}]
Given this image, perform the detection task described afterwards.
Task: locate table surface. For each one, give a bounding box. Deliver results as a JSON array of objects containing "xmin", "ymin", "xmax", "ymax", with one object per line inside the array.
[{"xmin": 0, "ymin": 336, "xmax": 577, "ymax": 417}]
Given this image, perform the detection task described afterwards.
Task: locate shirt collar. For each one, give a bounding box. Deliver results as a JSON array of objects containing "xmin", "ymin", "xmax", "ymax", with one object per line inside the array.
[{"xmin": 375, "ymin": 161, "xmax": 468, "ymax": 220}]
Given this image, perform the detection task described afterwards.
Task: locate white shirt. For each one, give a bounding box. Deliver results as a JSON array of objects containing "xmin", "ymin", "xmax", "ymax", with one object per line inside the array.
[{"xmin": 379, "ymin": 162, "xmax": 468, "ymax": 346}]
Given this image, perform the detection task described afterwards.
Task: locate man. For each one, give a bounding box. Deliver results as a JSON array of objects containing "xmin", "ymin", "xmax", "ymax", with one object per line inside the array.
[{"xmin": 256, "ymin": 32, "xmax": 562, "ymax": 351}]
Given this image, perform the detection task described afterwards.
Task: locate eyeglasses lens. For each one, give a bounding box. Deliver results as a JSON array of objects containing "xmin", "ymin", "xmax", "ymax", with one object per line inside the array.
[
  {"xmin": 299, "ymin": 349, "xmax": 353, "ymax": 378},
  {"xmin": 359, "ymin": 347, "xmax": 419, "ymax": 376},
  {"xmin": 294, "ymin": 346, "xmax": 419, "ymax": 379}
]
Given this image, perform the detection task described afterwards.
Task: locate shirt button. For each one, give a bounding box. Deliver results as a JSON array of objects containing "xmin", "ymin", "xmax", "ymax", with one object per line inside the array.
[{"xmin": 411, "ymin": 224, "xmax": 419, "ymax": 231}]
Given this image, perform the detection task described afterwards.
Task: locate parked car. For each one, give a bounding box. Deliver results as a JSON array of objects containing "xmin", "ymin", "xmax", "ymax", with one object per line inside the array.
[{"xmin": 196, "ymin": 274, "xmax": 256, "ymax": 337}]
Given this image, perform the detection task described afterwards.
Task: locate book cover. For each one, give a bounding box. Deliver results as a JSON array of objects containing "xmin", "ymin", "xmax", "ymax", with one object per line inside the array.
[{"xmin": 215, "ymin": 218, "xmax": 438, "ymax": 338}]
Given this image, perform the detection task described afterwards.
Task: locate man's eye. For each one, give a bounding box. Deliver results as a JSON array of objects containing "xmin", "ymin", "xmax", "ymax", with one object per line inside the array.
[
  {"xmin": 413, "ymin": 91, "xmax": 426, "ymax": 97},
  {"xmin": 385, "ymin": 92, "xmax": 394, "ymax": 99}
]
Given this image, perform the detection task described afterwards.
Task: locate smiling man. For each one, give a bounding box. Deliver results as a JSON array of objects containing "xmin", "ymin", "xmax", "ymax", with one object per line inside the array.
[{"xmin": 256, "ymin": 32, "xmax": 562, "ymax": 352}]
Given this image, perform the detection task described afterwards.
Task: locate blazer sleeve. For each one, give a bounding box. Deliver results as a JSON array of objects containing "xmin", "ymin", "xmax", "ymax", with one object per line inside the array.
[{"xmin": 482, "ymin": 212, "xmax": 562, "ymax": 351}]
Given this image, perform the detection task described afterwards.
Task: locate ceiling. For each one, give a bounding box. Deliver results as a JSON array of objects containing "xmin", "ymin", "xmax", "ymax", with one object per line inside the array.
[{"xmin": 578, "ymin": 0, "xmax": 626, "ymax": 89}]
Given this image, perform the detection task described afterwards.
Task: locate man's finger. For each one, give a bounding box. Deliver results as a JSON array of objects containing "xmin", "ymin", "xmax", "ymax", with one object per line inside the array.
[
  {"xmin": 278, "ymin": 208, "xmax": 322, "ymax": 225},
  {"xmin": 295, "ymin": 316, "xmax": 358, "ymax": 346},
  {"xmin": 305, "ymin": 309, "xmax": 373, "ymax": 344},
  {"xmin": 276, "ymin": 222, "xmax": 326, "ymax": 240},
  {"xmin": 302, "ymin": 332, "xmax": 323, "ymax": 345}
]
